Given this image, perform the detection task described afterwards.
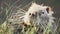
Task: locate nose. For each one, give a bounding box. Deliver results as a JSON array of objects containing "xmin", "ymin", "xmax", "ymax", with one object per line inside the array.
[
  {"xmin": 32, "ymin": 12, "xmax": 37, "ymax": 17},
  {"xmin": 32, "ymin": 14, "xmax": 35, "ymax": 17}
]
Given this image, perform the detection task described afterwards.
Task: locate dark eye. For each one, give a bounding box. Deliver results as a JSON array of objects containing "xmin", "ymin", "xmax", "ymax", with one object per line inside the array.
[
  {"xmin": 40, "ymin": 10, "xmax": 44, "ymax": 14},
  {"xmin": 42, "ymin": 12, "xmax": 44, "ymax": 14}
]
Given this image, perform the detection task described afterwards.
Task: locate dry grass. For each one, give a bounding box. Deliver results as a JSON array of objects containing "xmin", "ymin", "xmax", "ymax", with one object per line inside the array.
[{"xmin": 0, "ymin": 19, "xmax": 60, "ymax": 34}]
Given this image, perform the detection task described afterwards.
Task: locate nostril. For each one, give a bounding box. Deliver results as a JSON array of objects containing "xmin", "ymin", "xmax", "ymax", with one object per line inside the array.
[
  {"xmin": 32, "ymin": 14, "xmax": 35, "ymax": 17},
  {"xmin": 29, "ymin": 13, "xmax": 31, "ymax": 15}
]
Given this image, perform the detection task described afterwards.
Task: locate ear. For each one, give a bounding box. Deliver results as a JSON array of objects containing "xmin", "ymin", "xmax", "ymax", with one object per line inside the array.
[
  {"xmin": 46, "ymin": 7, "xmax": 50, "ymax": 13},
  {"xmin": 46, "ymin": 7, "xmax": 54, "ymax": 14},
  {"xmin": 46, "ymin": 6, "xmax": 53, "ymax": 13}
]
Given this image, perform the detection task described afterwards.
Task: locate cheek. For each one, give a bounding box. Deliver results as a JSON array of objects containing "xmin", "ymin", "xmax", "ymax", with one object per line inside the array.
[{"xmin": 49, "ymin": 11, "xmax": 54, "ymax": 14}]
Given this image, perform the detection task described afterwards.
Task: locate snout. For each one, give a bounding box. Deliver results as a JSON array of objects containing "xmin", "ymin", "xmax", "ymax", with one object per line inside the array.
[{"xmin": 29, "ymin": 12, "xmax": 38, "ymax": 18}]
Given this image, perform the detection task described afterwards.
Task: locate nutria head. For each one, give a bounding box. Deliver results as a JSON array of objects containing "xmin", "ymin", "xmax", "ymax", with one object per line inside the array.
[{"xmin": 23, "ymin": 3, "xmax": 54, "ymax": 26}]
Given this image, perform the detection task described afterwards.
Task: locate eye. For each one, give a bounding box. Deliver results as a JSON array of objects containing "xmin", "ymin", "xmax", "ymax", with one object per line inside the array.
[
  {"xmin": 42, "ymin": 12, "xmax": 44, "ymax": 14},
  {"xmin": 40, "ymin": 10, "xmax": 44, "ymax": 14}
]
